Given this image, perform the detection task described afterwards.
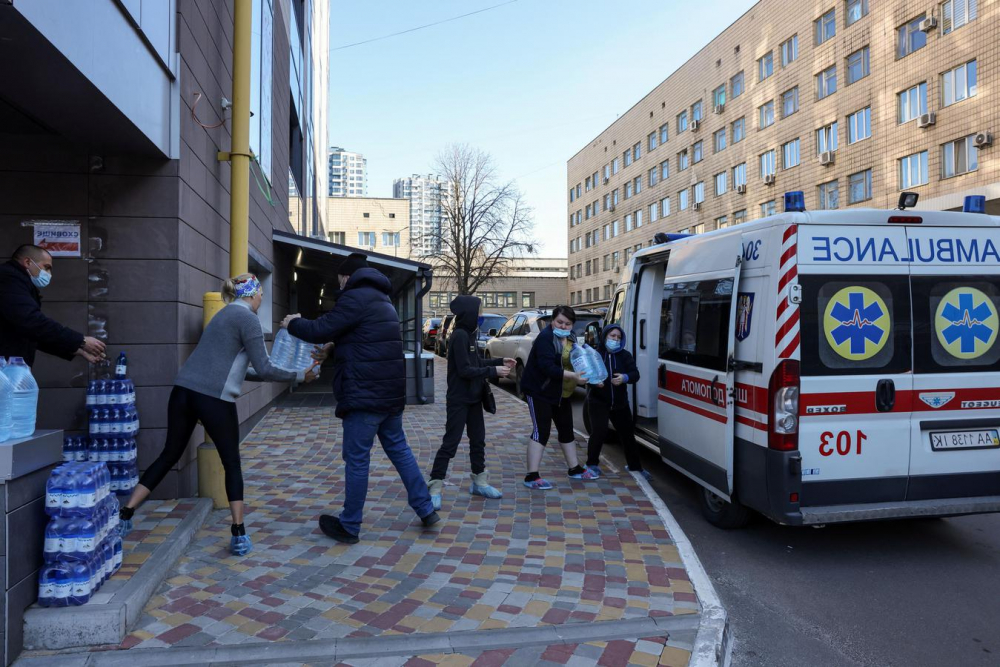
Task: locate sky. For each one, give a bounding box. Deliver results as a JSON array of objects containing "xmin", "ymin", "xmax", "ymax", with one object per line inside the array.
[{"xmin": 327, "ymin": 0, "xmax": 759, "ymax": 257}]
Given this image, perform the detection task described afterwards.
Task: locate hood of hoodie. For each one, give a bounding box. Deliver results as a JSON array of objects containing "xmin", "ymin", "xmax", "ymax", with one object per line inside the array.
[
  {"xmin": 599, "ymin": 323, "xmax": 627, "ymax": 354},
  {"xmin": 450, "ymin": 295, "xmax": 481, "ymax": 332},
  {"xmin": 344, "ymin": 267, "xmax": 392, "ymax": 295}
]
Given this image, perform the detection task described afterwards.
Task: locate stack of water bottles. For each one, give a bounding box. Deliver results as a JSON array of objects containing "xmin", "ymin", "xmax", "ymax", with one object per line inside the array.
[
  {"xmin": 38, "ymin": 462, "xmax": 123, "ymax": 606},
  {"xmin": 269, "ymin": 329, "xmax": 317, "ymax": 373},
  {"xmin": 80, "ymin": 353, "xmax": 139, "ymax": 497},
  {"xmin": 0, "ymin": 356, "xmax": 40, "ymax": 443},
  {"xmin": 570, "ymin": 344, "xmax": 608, "ymax": 385}
]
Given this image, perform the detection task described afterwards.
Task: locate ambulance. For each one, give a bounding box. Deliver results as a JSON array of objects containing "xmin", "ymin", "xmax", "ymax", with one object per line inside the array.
[{"xmin": 600, "ymin": 192, "xmax": 1000, "ymax": 528}]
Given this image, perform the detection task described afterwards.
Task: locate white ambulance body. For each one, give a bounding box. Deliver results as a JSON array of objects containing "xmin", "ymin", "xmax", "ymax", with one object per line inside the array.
[{"xmin": 608, "ymin": 200, "xmax": 1000, "ymax": 527}]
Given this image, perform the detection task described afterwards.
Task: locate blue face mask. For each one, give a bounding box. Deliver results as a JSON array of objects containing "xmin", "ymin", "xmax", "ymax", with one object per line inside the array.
[
  {"xmin": 30, "ymin": 260, "xmax": 51, "ymax": 289},
  {"xmin": 553, "ymin": 327, "xmax": 572, "ymax": 339},
  {"xmin": 606, "ymin": 339, "xmax": 621, "ymax": 352}
]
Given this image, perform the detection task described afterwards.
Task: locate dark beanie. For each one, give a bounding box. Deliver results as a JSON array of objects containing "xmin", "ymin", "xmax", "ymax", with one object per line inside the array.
[{"xmin": 338, "ymin": 252, "xmax": 369, "ymax": 277}]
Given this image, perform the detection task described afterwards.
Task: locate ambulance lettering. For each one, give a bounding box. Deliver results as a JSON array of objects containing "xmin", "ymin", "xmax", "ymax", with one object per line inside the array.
[
  {"xmin": 679, "ymin": 378, "xmax": 725, "ymax": 406},
  {"xmin": 811, "ymin": 236, "xmax": 1000, "ymax": 264},
  {"xmin": 742, "ymin": 240, "xmax": 761, "ymax": 262}
]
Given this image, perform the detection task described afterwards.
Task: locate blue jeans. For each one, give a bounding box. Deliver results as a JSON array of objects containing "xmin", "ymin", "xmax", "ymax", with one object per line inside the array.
[{"xmin": 339, "ymin": 410, "xmax": 434, "ymax": 535}]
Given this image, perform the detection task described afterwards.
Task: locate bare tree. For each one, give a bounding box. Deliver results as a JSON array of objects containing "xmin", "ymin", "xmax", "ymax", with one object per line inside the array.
[{"xmin": 423, "ymin": 144, "xmax": 535, "ymax": 295}]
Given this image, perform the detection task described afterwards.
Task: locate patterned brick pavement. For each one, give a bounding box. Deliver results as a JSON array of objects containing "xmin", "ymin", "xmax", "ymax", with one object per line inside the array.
[{"xmin": 53, "ymin": 358, "xmax": 698, "ymax": 665}]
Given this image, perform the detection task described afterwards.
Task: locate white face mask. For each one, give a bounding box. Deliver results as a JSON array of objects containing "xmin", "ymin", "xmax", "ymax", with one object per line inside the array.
[{"xmin": 30, "ymin": 260, "xmax": 52, "ymax": 289}]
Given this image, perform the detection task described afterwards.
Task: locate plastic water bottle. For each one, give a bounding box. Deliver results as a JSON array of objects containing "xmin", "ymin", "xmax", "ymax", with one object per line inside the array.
[
  {"xmin": 86, "ymin": 381, "xmax": 98, "ymax": 407},
  {"xmin": 61, "ymin": 466, "xmax": 78, "ymax": 514},
  {"xmin": 112, "ymin": 535, "xmax": 123, "ymax": 573},
  {"xmin": 53, "ymin": 563, "xmax": 72, "ymax": 607},
  {"xmin": 3, "ymin": 358, "xmax": 38, "ymax": 438},
  {"xmin": 46, "ymin": 469, "xmax": 64, "ymax": 515},
  {"xmin": 78, "ymin": 466, "xmax": 98, "ymax": 513},
  {"xmin": 0, "ymin": 359, "xmax": 13, "ymax": 443},
  {"xmin": 271, "ymin": 329, "xmax": 313, "ymax": 372},
  {"xmin": 44, "ymin": 518, "xmax": 64, "ymax": 562},
  {"xmin": 70, "ymin": 561, "xmax": 93, "ymax": 605},
  {"xmin": 63, "ymin": 436, "xmax": 75, "ymax": 462},
  {"xmin": 115, "ymin": 352, "xmax": 127, "ymax": 379},
  {"xmin": 38, "ymin": 565, "xmax": 60, "ymax": 607},
  {"xmin": 94, "ymin": 380, "xmax": 107, "ymax": 406}
]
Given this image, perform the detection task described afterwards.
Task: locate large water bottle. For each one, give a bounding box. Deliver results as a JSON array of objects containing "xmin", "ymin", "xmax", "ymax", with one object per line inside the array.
[
  {"xmin": 94, "ymin": 380, "xmax": 107, "ymax": 406},
  {"xmin": 115, "ymin": 352, "xmax": 128, "ymax": 379},
  {"xmin": 78, "ymin": 466, "xmax": 98, "ymax": 513},
  {"xmin": 112, "ymin": 535, "xmax": 123, "ymax": 573},
  {"xmin": 61, "ymin": 466, "xmax": 78, "ymax": 515},
  {"xmin": 38, "ymin": 564, "xmax": 60, "ymax": 607},
  {"xmin": 0, "ymin": 359, "xmax": 13, "ymax": 443},
  {"xmin": 86, "ymin": 381, "xmax": 98, "ymax": 408},
  {"xmin": 53, "ymin": 563, "xmax": 72, "ymax": 607},
  {"xmin": 569, "ymin": 344, "xmax": 608, "ymax": 385},
  {"xmin": 271, "ymin": 329, "xmax": 313, "ymax": 372},
  {"xmin": 70, "ymin": 561, "xmax": 93, "ymax": 606},
  {"xmin": 44, "ymin": 518, "xmax": 64, "ymax": 562},
  {"xmin": 3, "ymin": 358, "xmax": 38, "ymax": 438},
  {"xmin": 46, "ymin": 468, "xmax": 64, "ymax": 515}
]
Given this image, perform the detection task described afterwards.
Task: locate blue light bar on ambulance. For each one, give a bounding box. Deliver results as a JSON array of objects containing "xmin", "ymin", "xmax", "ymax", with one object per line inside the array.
[
  {"xmin": 653, "ymin": 232, "xmax": 692, "ymax": 244},
  {"xmin": 963, "ymin": 195, "xmax": 986, "ymax": 213},
  {"xmin": 783, "ymin": 191, "xmax": 805, "ymax": 212}
]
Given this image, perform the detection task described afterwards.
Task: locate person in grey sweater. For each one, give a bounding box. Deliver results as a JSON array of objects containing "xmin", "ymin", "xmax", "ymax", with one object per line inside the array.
[{"xmin": 118, "ymin": 274, "xmax": 317, "ymax": 556}]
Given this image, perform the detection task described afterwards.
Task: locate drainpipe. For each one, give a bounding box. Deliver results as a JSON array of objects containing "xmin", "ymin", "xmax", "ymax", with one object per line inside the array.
[{"xmin": 414, "ymin": 268, "xmax": 433, "ymax": 404}]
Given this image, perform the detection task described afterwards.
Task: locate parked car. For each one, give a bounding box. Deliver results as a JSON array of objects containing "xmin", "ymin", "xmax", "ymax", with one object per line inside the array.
[
  {"xmin": 484, "ymin": 308, "xmax": 601, "ymax": 397},
  {"xmin": 434, "ymin": 315, "xmax": 456, "ymax": 358},
  {"xmin": 476, "ymin": 313, "xmax": 508, "ymax": 352},
  {"xmin": 422, "ymin": 317, "xmax": 442, "ymax": 350}
]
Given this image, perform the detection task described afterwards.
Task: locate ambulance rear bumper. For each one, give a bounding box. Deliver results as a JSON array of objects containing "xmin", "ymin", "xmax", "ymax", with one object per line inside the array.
[{"xmin": 796, "ymin": 495, "xmax": 1000, "ymax": 525}]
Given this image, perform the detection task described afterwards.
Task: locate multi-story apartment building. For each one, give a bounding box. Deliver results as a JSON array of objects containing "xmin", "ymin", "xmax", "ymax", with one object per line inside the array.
[
  {"xmin": 325, "ymin": 197, "xmax": 411, "ymax": 257},
  {"xmin": 328, "ymin": 146, "xmax": 368, "ymax": 197},
  {"xmin": 424, "ymin": 258, "xmax": 569, "ymax": 318},
  {"xmin": 568, "ymin": 0, "xmax": 995, "ymax": 308},
  {"xmin": 393, "ymin": 174, "xmax": 449, "ymax": 256}
]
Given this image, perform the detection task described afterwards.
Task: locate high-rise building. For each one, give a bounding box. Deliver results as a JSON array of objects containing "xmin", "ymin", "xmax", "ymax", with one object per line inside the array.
[
  {"xmin": 328, "ymin": 147, "xmax": 368, "ymax": 197},
  {"xmin": 393, "ymin": 174, "xmax": 449, "ymax": 256},
  {"xmin": 567, "ymin": 0, "xmax": 998, "ymax": 307}
]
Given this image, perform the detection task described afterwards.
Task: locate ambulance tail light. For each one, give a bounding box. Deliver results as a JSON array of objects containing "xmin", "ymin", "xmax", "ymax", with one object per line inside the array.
[
  {"xmin": 768, "ymin": 360, "xmax": 799, "ymax": 451},
  {"xmin": 887, "ymin": 216, "xmax": 922, "ymax": 224}
]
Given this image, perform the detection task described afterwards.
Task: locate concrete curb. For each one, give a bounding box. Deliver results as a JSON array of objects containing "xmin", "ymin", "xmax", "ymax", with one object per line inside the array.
[{"xmin": 22, "ymin": 498, "xmax": 212, "ymax": 651}]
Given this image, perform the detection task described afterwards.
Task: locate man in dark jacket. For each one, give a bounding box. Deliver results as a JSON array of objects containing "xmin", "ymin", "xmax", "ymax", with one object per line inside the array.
[
  {"xmin": 585, "ymin": 324, "xmax": 647, "ymax": 478},
  {"xmin": 427, "ymin": 295, "xmax": 515, "ymax": 509},
  {"xmin": 0, "ymin": 245, "xmax": 105, "ymax": 366},
  {"xmin": 282, "ymin": 253, "xmax": 438, "ymax": 543}
]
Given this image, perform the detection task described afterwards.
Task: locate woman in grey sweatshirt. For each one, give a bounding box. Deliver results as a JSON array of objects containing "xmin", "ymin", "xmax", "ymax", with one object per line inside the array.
[{"xmin": 118, "ymin": 274, "xmax": 315, "ymax": 556}]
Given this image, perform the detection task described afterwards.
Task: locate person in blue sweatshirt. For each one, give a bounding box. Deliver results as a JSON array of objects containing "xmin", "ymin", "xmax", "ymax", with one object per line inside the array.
[{"xmin": 585, "ymin": 324, "xmax": 648, "ymax": 479}]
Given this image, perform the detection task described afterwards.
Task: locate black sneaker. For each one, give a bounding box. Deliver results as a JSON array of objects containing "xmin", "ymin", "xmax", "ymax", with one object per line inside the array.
[
  {"xmin": 420, "ymin": 511, "xmax": 441, "ymax": 528},
  {"xmin": 318, "ymin": 515, "xmax": 359, "ymax": 544}
]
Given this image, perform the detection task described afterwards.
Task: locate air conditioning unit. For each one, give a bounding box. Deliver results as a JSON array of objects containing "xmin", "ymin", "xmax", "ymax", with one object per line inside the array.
[
  {"xmin": 693, "ymin": 202, "xmax": 702, "ymax": 210},
  {"xmin": 609, "ymin": 204, "xmax": 616, "ymax": 212},
  {"xmin": 820, "ymin": 151, "xmax": 835, "ymax": 166},
  {"xmin": 974, "ymin": 132, "xmax": 994, "ymax": 148},
  {"xmin": 714, "ymin": 104, "xmax": 725, "ymax": 114},
  {"xmin": 764, "ymin": 174, "xmax": 776, "ymax": 185},
  {"xmin": 691, "ymin": 119, "xmax": 701, "ymax": 131},
  {"xmin": 736, "ymin": 184, "xmax": 747, "ymax": 194},
  {"xmin": 918, "ymin": 16, "xmax": 938, "ymax": 32},
  {"xmin": 918, "ymin": 112, "xmax": 936, "ymax": 128},
  {"xmin": 603, "ymin": 177, "xmax": 609, "ymax": 184}
]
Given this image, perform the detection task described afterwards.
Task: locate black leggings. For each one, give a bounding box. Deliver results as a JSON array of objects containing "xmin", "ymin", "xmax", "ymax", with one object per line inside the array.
[
  {"xmin": 139, "ymin": 386, "xmax": 244, "ymax": 502},
  {"xmin": 526, "ymin": 395, "xmax": 575, "ymax": 446},
  {"xmin": 431, "ymin": 401, "xmax": 486, "ymax": 480},
  {"xmin": 586, "ymin": 398, "xmax": 643, "ymax": 471}
]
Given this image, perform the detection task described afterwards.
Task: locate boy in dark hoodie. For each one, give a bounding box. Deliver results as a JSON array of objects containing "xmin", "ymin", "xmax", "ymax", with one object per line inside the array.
[
  {"xmin": 585, "ymin": 324, "xmax": 649, "ymax": 479},
  {"xmin": 428, "ymin": 295, "xmax": 515, "ymax": 509}
]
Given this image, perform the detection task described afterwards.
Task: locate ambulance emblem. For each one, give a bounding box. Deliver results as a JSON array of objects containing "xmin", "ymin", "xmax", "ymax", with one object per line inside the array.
[
  {"xmin": 934, "ymin": 287, "xmax": 998, "ymax": 360},
  {"xmin": 736, "ymin": 292, "xmax": 754, "ymax": 341},
  {"xmin": 824, "ymin": 287, "xmax": 890, "ymax": 361},
  {"xmin": 919, "ymin": 392, "xmax": 955, "ymax": 409}
]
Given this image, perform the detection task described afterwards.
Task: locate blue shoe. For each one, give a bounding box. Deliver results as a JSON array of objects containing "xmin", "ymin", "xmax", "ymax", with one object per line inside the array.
[
  {"xmin": 230, "ymin": 534, "xmax": 252, "ymax": 556},
  {"xmin": 523, "ymin": 477, "xmax": 553, "ymax": 490},
  {"xmin": 585, "ymin": 465, "xmax": 602, "ymax": 479},
  {"xmin": 470, "ymin": 472, "xmax": 503, "ymax": 499},
  {"xmin": 428, "ymin": 479, "xmax": 443, "ymax": 511},
  {"xmin": 569, "ymin": 467, "xmax": 600, "ymax": 480},
  {"xmin": 626, "ymin": 465, "xmax": 652, "ymax": 481}
]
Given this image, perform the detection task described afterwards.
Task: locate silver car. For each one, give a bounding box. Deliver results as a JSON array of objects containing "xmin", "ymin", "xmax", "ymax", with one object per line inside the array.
[{"xmin": 484, "ymin": 309, "xmax": 601, "ymax": 397}]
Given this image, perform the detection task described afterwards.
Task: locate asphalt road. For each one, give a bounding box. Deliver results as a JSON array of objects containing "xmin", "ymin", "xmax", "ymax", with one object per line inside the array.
[{"xmin": 493, "ymin": 376, "xmax": 1000, "ymax": 667}]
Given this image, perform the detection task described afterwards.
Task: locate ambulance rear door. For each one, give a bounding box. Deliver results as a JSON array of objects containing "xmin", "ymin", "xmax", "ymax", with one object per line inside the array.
[{"xmin": 905, "ymin": 225, "xmax": 1000, "ymax": 498}]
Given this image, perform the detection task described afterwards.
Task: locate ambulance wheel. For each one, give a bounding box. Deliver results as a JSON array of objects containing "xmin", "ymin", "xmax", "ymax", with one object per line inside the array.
[{"xmin": 699, "ymin": 488, "xmax": 751, "ymax": 529}]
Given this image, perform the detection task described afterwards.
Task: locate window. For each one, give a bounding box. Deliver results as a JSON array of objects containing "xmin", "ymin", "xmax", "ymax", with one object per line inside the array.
[
  {"xmin": 612, "ymin": 220, "xmax": 620, "ymax": 237},
  {"xmin": 604, "ymin": 164, "xmax": 610, "ymax": 181},
  {"xmin": 704, "ymin": 130, "xmax": 725, "ymax": 164},
  {"xmin": 781, "ymin": 35, "xmax": 798, "ymax": 67},
  {"xmin": 818, "ymin": 181, "xmax": 840, "ymax": 209},
  {"xmin": 715, "ymin": 216, "xmax": 728, "ymax": 229},
  {"xmin": 693, "ymin": 141, "xmax": 703, "ymax": 163},
  {"xmin": 817, "ymin": 66, "xmax": 837, "ymax": 99},
  {"xmin": 898, "ymin": 82, "xmax": 927, "ymax": 123},
  {"xmin": 760, "ymin": 200, "xmax": 777, "ymax": 217},
  {"xmin": 732, "ymin": 117, "xmax": 745, "ymax": 143},
  {"xmin": 759, "ymin": 101, "xmax": 775, "ymax": 128},
  {"xmin": 731, "ymin": 71, "xmax": 745, "ymax": 98},
  {"xmin": 648, "ymin": 166, "xmax": 658, "ymax": 187},
  {"xmin": 659, "ymin": 277, "xmax": 735, "ymax": 371},
  {"xmin": 679, "ymin": 189, "xmax": 690, "ymax": 211},
  {"xmin": 782, "ymin": 87, "xmax": 799, "ymax": 117},
  {"xmin": 846, "ymin": 0, "xmax": 868, "ymax": 25},
  {"xmin": 650, "ymin": 202, "xmax": 659, "ymax": 222},
  {"xmin": 625, "ymin": 181, "xmax": 633, "ymax": 199},
  {"xmin": 660, "ymin": 197, "xmax": 671, "ymax": 217},
  {"xmin": 693, "ymin": 223, "xmax": 706, "ymax": 235},
  {"xmin": 733, "ymin": 163, "xmax": 747, "ymax": 188},
  {"xmin": 381, "ymin": 232, "xmax": 401, "ymax": 247},
  {"xmin": 692, "ymin": 100, "xmax": 703, "ymax": 123},
  {"xmin": 734, "ymin": 209, "xmax": 747, "ymax": 225},
  {"xmin": 678, "ymin": 110, "xmax": 689, "ymax": 133},
  {"xmin": 593, "ymin": 171, "xmax": 599, "ymax": 188},
  {"xmin": 522, "ymin": 292, "xmax": 535, "ymax": 308},
  {"xmin": 612, "ymin": 158, "xmax": 620, "ymax": 174},
  {"xmin": 576, "ymin": 184, "xmax": 582, "ymax": 199},
  {"xmin": 911, "ymin": 276, "xmax": 1000, "ymax": 374},
  {"xmin": 678, "ymin": 150, "xmax": 689, "ymax": 171},
  {"xmin": 613, "ymin": 188, "xmax": 619, "ymax": 205},
  {"xmin": 897, "ymin": 15, "xmax": 927, "ymax": 58},
  {"xmin": 634, "ymin": 176, "xmax": 642, "ymax": 194},
  {"xmin": 633, "ymin": 142, "xmax": 642, "ymax": 161},
  {"xmin": 782, "ymin": 138, "xmax": 801, "ymax": 169},
  {"xmin": 943, "ymin": 0, "xmax": 978, "ymax": 34},
  {"xmin": 900, "ymin": 151, "xmax": 929, "ymax": 189},
  {"xmin": 603, "ymin": 224, "xmax": 610, "ymax": 241},
  {"xmin": 942, "ymin": 135, "xmax": 979, "ymax": 178},
  {"xmin": 758, "ymin": 51, "xmax": 774, "ymax": 81},
  {"xmin": 649, "ymin": 131, "xmax": 658, "ymax": 152},
  {"xmin": 846, "ymin": 47, "xmax": 869, "ymax": 84},
  {"xmin": 943, "ymin": 60, "xmax": 977, "ymax": 107},
  {"xmin": 612, "ymin": 251, "xmax": 621, "ymax": 269},
  {"xmin": 815, "ymin": 9, "xmax": 836, "ymax": 44},
  {"xmin": 660, "ymin": 123, "xmax": 669, "ymax": 144},
  {"xmin": 848, "ymin": 107, "xmax": 871, "ymax": 143},
  {"xmin": 603, "ymin": 254, "xmax": 610, "ymax": 271},
  {"xmin": 713, "ymin": 85, "xmax": 726, "ymax": 108},
  {"xmin": 358, "ymin": 231, "xmax": 377, "ymax": 247},
  {"xmin": 660, "ymin": 159, "xmax": 669, "ymax": 180},
  {"xmin": 625, "ymin": 213, "xmax": 633, "ymax": 232},
  {"xmin": 585, "ymin": 176, "xmax": 592, "ymax": 192},
  {"xmin": 330, "ymin": 231, "xmax": 346, "ymax": 244},
  {"xmin": 635, "ymin": 209, "xmax": 644, "ymax": 228},
  {"xmin": 624, "ymin": 148, "xmax": 633, "ymax": 167},
  {"xmin": 715, "ymin": 171, "xmax": 728, "ymax": 196},
  {"xmin": 848, "ymin": 169, "xmax": 872, "ymax": 203},
  {"xmin": 585, "ymin": 204, "xmax": 591, "ymax": 220},
  {"xmin": 816, "ymin": 121, "xmax": 838, "ymax": 153},
  {"xmin": 760, "ymin": 150, "xmax": 777, "ymax": 177},
  {"xmin": 694, "ymin": 182, "xmax": 705, "ymax": 204},
  {"xmin": 603, "ymin": 194, "xmax": 611, "ymax": 211}
]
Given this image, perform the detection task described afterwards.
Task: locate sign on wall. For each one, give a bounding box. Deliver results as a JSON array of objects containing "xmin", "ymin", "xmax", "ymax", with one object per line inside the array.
[{"xmin": 32, "ymin": 221, "xmax": 81, "ymax": 257}]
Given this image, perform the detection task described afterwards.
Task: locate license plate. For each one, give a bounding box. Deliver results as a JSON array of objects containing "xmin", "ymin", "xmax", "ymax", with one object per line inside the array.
[{"xmin": 929, "ymin": 430, "xmax": 1000, "ymax": 451}]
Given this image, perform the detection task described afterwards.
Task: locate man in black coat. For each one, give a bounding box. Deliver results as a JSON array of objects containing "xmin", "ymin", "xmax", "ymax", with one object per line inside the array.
[
  {"xmin": 0, "ymin": 245, "xmax": 105, "ymax": 366},
  {"xmin": 283, "ymin": 253, "xmax": 438, "ymax": 544},
  {"xmin": 427, "ymin": 295, "xmax": 515, "ymax": 509}
]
